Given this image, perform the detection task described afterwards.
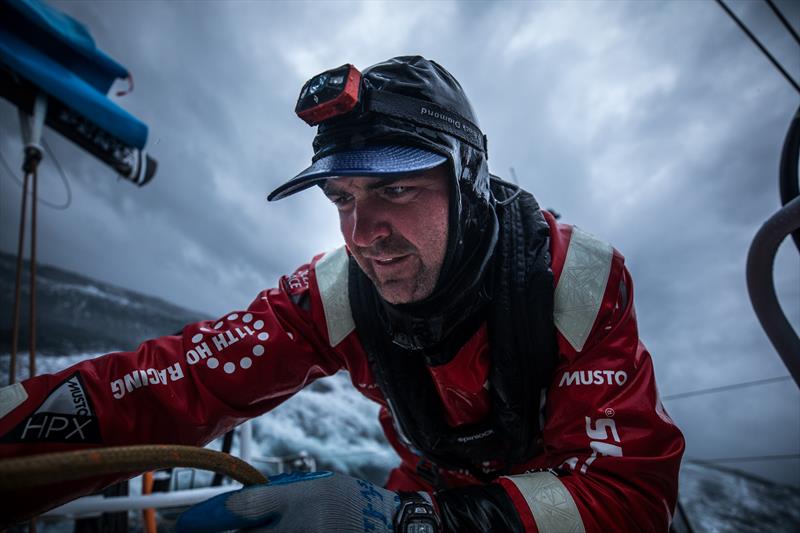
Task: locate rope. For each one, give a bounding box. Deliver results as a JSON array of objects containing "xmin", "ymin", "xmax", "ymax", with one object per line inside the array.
[
  {"xmin": 0, "ymin": 138, "xmax": 73, "ymax": 210},
  {"xmin": 662, "ymin": 375, "xmax": 793, "ymax": 400},
  {"xmin": 687, "ymin": 453, "xmax": 800, "ymax": 465},
  {"xmin": 142, "ymin": 471, "xmax": 157, "ymax": 533},
  {"xmin": 29, "ymin": 162, "xmax": 38, "ymax": 380},
  {"xmin": 0, "ymin": 445, "xmax": 268, "ymax": 490},
  {"xmin": 8, "ymin": 151, "xmax": 44, "ymax": 385},
  {"xmin": 8, "ymin": 170, "xmax": 29, "ymax": 385},
  {"xmin": 715, "ymin": 0, "xmax": 800, "ymax": 94},
  {"xmin": 764, "ymin": 0, "xmax": 800, "ymax": 47}
]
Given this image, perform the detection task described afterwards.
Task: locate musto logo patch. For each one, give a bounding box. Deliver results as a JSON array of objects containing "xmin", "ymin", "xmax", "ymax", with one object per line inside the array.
[
  {"xmin": 558, "ymin": 369, "xmax": 628, "ymax": 387},
  {"xmin": 1, "ymin": 372, "xmax": 101, "ymax": 443}
]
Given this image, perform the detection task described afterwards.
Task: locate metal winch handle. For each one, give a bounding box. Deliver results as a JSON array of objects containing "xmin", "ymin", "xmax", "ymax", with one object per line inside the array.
[{"xmin": 0, "ymin": 444, "xmax": 268, "ymax": 490}]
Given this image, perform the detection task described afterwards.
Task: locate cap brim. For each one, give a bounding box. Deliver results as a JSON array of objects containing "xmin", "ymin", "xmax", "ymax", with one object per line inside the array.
[{"xmin": 267, "ymin": 144, "xmax": 447, "ymax": 201}]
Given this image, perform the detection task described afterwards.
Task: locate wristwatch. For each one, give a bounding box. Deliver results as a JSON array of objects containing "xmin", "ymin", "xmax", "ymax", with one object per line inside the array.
[{"xmin": 395, "ymin": 492, "xmax": 441, "ymax": 533}]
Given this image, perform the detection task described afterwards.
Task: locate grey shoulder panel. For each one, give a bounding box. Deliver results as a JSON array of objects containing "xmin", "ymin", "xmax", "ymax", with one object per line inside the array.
[
  {"xmin": 503, "ymin": 472, "xmax": 586, "ymax": 533},
  {"xmin": 315, "ymin": 246, "xmax": 356, "ymax": 347},
  {"xmin": 0, "ymin": 382, "xmax": 28, "ymax": 420},
  {"xmin": 554, "ymin": 226, "xmax": 613, "ymax": 352}
]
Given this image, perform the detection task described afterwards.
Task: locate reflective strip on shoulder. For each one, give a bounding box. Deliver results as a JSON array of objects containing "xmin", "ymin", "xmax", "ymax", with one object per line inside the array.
[
  {"xmin": 315, "ymin": 246, "xmax": 356, "ymax": 347},
  {"xmin": 554, "ymin": 226, "xmax": 613, "ymax": 352},
  {"xmin": 0, "ymin": 382, "xmax": 28, "ymax": 420},
  {"xmin": 503, "ymin": 472, "xmax": 586, "ymax": 533}
]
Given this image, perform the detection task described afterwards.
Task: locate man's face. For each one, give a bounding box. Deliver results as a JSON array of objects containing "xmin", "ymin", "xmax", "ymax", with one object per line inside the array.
[{"xmin": 323, "ymin": 164, "xmax": 450, "ymax": 304}]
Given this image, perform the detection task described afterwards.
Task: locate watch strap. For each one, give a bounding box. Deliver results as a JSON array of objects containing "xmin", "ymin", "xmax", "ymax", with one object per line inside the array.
[{"xmin": 395, "ymin": 491, "xmax": 441, "ymax": 533}]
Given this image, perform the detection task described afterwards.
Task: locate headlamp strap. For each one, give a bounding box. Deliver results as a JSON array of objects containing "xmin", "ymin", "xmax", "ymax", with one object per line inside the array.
[{"xmin": 365, "ymin": 91, "xmax": 487, "ymax": 155}]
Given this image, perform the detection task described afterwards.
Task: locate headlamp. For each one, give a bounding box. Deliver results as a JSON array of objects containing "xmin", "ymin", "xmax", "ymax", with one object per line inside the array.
[
  {"xmin": 295, "ymin": 64, "xmax": 488, "ymax": 155},
  {"xmin": 295, "ymin": 64, "xmax": 362, "ymax": 126}
]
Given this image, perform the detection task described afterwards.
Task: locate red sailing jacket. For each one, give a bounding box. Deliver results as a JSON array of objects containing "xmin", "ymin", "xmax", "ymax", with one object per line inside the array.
[{"xmin": 0, "ymin": 212, "xmax": 684, "ymax": 531}]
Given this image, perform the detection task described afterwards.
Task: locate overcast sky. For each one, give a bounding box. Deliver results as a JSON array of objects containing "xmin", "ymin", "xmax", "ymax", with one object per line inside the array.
[{"xmin": 1, "ymin": 0, "xmax": 798, "ymax": 486}]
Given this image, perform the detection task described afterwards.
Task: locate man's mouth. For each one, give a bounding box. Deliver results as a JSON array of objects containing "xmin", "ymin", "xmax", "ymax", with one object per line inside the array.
[
  {"xmin": 367, "ymin": 254, "xmax": 413, "ymax": 275},
  {"xmin": 372, "ymin": 255, "xmax": 407, "ymax": 265}
]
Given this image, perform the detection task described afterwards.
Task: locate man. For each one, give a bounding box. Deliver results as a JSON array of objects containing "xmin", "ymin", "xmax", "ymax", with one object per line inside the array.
[{"xmin": 0, "ymin": 56, "xmax": 684, "ymax": 531}]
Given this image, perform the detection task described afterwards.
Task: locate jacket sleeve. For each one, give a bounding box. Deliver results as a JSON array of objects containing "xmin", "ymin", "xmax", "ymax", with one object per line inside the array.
[
  {"xmin": 496, "ymin": 226, "xmax": 684, "ymax": 533},
  {"xmin": 0, "ymin": 258, "xmax": 343, "ymax": 524},
  {"xmin": 435, "ymin": 223, "xmax": 684, "ymax": 533}
]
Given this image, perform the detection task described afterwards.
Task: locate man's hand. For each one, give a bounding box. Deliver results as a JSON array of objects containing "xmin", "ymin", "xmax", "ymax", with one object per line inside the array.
[{"xmin": 176, "ymin": 471, "xmax": 404, "ymax": 532}]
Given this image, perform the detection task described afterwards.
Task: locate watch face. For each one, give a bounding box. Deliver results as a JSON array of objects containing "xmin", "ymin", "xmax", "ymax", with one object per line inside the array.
[
  {"xmin": 406, "ymin": 519, "xmax": 436, "ymax": 533},
  {"xmin": 397, "ymin": 496, "xmax": 440, "ymax": 533}
]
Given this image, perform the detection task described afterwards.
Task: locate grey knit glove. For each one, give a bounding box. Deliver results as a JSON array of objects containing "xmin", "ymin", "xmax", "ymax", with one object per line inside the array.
[{"xmin": 176, "ymin": 471, "xmax": 402, "ymax": 532}]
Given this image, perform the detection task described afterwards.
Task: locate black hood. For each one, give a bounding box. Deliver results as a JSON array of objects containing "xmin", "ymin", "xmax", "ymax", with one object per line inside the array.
[{"xmin": 330, "ymin": 56, "xmax": 498, "ymax": 354}]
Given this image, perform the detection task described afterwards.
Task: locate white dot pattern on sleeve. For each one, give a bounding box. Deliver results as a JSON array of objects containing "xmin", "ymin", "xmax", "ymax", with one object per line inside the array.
[{"xmin": 202, "ymin": 313, "xmax": 273, "ymax": 374}]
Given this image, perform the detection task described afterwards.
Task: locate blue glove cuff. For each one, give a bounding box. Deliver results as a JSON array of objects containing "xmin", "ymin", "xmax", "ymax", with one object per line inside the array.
[{"xmin": 268, "ymin": 471, "xmax": 333, "ymax": 486}]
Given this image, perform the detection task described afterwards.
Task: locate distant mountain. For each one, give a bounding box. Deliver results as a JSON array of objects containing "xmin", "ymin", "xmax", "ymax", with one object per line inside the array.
[{"xmin": 0, "ymin": 251, "xmax": 206, "ymax": 356}]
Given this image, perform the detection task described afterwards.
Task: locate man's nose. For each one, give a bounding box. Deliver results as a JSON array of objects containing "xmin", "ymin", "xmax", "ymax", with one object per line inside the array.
[{"xmin": 350, "ymin": 201, "xmax": 391, "ymax": 248}]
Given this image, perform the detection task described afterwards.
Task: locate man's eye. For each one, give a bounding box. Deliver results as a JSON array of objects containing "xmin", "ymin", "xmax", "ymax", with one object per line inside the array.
[
  {"xmin": 382, "ymin": 185, "xmax": 413, "ymax": 198},
  {"xmin": 328, "ymin": 193, "xmax": 353, "ymax": 207}
]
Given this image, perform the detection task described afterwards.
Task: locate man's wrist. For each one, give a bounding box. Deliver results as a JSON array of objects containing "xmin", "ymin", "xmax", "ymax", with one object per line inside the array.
[{"xmin": 394, "ymin": 491, "xmax": 441, "ymax": 533}]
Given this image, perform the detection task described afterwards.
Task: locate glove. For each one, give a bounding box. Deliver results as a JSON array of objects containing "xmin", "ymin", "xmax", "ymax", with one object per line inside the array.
[{"xmin": 176, "ymin": 471, "xmax": 404, "ymax": 533}]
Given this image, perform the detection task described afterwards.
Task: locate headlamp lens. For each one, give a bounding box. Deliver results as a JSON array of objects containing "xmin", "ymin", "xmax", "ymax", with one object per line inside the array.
[
  {"xmin": 308, "ymin": 73, "xmax": 328, "ymax": 95},
  {"xmin": 295, "ymin": 64, "xmax": 362, "ymax": 126}
]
